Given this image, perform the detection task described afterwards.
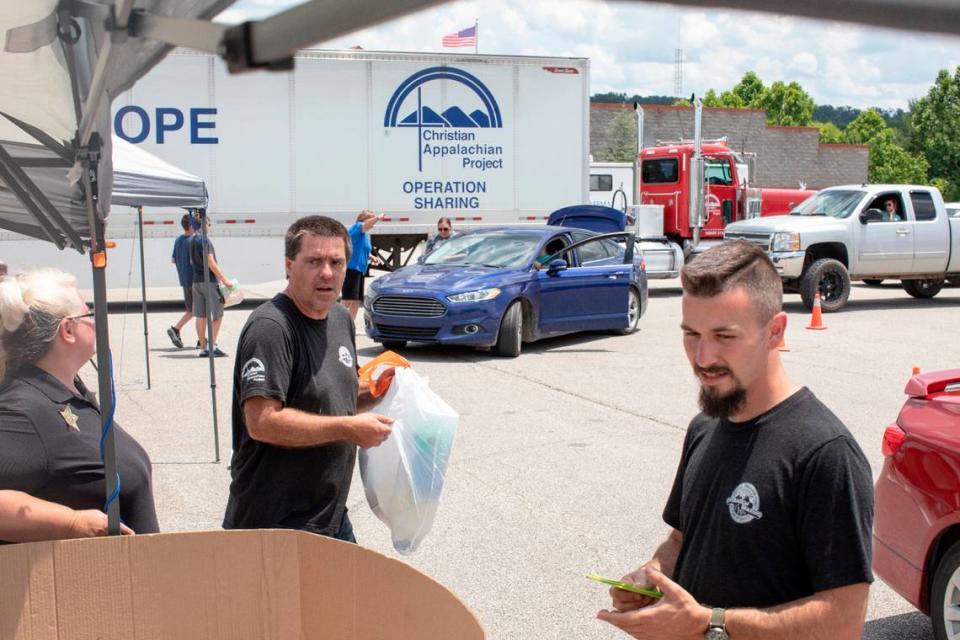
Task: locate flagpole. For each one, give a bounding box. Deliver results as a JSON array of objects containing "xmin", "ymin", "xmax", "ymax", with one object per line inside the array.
[{"xmin": 474, "ymin": 18, "xmax": 478, "ymax": 54}]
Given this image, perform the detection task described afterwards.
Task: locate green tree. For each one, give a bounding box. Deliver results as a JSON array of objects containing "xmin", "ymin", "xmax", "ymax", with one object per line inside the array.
[
  {"xmin": 814, "ymin": 121, "xmax": 845, "ymax": 144},
  {"xmin": 605, "ymin": 110, "xmax": 637, "ymax": 162},
  {"xmin": 718, "ymin": 90, "xmax": 746, "ymax": 108},
  {"xmin": 844, "ymin": 109, "xmax": 888, "ymax": 144},
  {"xmin": 701, "ymin": 89, "xmax": 724, "ymax": 107},
  {"xmin": 756, "ymin": 81, "xmax": 816, "ymax": 126},
  {"xmin": 845, "ymin": 110, "xmax": 929, "ymax": 183},
  {"xmin": 731, "ymin": 71, "xmax": 766, "ymax": 107},
  {"xmin": 910, "ymin": 67, "xmax": 960, "ymax": 200}
]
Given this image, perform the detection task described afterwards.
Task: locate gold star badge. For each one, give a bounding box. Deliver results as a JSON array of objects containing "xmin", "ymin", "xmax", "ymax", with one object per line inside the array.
[{"xmin": 60, "ymin": 405, "xmax": 80, "ymax": 431}]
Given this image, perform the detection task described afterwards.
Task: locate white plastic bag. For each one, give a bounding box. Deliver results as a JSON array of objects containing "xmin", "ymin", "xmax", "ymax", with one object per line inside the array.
[
  {"xmin": 359, "ymin": 367, "xmax": 458, "ymax": 554},
  {"xmin": 219, "ymin": 281, "xmax": 244, "ymax": 308}
]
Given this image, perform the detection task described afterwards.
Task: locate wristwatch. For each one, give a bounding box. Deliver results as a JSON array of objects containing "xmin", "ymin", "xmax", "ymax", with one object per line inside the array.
[{"xmin": 704, "ymin": 607, "xmax": 729, "ymax": 639}]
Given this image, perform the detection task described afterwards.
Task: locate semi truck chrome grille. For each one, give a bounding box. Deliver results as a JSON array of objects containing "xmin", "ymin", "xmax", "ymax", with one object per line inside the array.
[
  {"xmin": 372, "ymin": 296, "xmax": 447, "ymax": 317},
  {"xmin": 376, "ymin": 324, "xmax": 440, "ymax": 338},
  {"xmin": 724, "ymin": 232, "xmax": 771, "ymax": 250}
]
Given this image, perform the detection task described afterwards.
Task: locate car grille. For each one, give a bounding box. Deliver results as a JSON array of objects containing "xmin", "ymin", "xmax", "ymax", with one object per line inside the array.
[
  {"xmin": 724, "ymin": 231, "xmax": 771, "ymax": 250},
  {"xmin": 372, "ymin": 296, "xmax": 447, "ymax": 318},
  {"xmin": 376, "ymin": 324, "xmax": 439, "ymax": 338}
]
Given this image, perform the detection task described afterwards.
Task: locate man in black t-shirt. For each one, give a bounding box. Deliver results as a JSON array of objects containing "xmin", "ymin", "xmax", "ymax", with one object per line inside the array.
[
  {"xmin": 223, "ymin": 216, "xmax": 393, "ymax": 542},
  {"xmin": 598, "ymin": 241, "xmax": 873, "ymax": 640}
]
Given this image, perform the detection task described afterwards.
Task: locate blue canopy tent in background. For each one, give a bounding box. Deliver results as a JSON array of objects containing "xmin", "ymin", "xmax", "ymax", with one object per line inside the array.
[{"xmin": 0, "ymin": 0, "xmax": 956, "ymax": 534}]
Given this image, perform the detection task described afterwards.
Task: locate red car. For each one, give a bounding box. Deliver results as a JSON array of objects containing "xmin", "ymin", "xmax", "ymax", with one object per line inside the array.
[{"xmin": 873, "ymin": 369, "xmax": 960, "ymax": 639}]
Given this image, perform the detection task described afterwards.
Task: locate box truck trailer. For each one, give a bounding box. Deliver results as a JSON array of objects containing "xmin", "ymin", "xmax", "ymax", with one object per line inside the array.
[{"xmin": 0, "ymin": 49, "xmax": 590, "ymax": 290}]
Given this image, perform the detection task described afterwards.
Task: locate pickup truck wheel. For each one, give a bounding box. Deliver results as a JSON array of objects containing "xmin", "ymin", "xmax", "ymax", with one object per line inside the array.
[
  {"xmin": 902, "ymin": 278, "xmax": 944, "ymax": 299},
  {"xmin": 930, "ymin": 539, "xmax": 960, "ymax": 640},
  {"xmin": 494, "ymin": 302, "xmax": 523, "ymax": 357},
  {"xmin": 381, "ymin": 340, "xmax": 407, "ymax": 351},
  {"xmin": 799, "ymin": 258, "xmax": 850, "ymax": 312},
  {"xmin": 862, "ymin": 279, "xmax": 884, "ymax": 286}
]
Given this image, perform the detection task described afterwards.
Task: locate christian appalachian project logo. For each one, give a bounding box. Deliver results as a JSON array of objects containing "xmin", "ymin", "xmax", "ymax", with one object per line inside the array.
[{"xmin": 384, "ymin": 66, "xmax": 504, "ymax": 173}]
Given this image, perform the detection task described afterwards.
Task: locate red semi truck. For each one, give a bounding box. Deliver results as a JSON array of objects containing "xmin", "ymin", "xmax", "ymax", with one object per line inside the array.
[{"xmin": 630, "ymin": 100, "xmax": 815, "ymax": 278}]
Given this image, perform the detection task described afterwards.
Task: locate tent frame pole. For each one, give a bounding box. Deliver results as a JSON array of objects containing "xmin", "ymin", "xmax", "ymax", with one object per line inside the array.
[
  {"xmin": 137, "ymin": 206, "xmax": 151, "ymax": 389},
  {"xmin": 198, "ymin": 209, "xmax": 220, "ymax": 462},
  {"xmin": 79, "ymin": 137, "xmax": 121, "ymax": 535}
]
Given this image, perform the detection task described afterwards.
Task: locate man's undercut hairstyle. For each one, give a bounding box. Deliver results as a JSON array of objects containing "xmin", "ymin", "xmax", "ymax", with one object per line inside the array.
[
  {"xmin": 680, "ymin": 240, "xmax": 782, "ymax": 322},
  {"xmin": 285, "ymin": 215, "xmax": 351, "ymax": 261}
]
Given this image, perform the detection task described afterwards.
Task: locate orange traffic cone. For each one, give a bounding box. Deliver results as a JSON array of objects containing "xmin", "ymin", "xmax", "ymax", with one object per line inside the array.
[{"xmin": 806, "ymin": 291, "xmax": 827, "ymax": 330}]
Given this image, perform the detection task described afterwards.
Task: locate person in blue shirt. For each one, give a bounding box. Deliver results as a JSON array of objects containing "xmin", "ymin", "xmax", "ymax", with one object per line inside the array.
[
  {"xmin": 167, "ymin": 213, "xmax": 195, "ymax": 348},
  {"xmin": 341, "ymin": 210, "xmax": 383, "ymax": 321}
]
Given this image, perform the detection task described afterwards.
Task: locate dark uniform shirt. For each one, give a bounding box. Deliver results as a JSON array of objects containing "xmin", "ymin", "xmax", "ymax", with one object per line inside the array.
[
  {"xmin": 663, "ymin": 387, "xmax": 873, "ymax": 609},
  {"xmin": 0, "ymin": 366, "xmax": 159, "ymax": 538},
  {"xmin": 223, "ymin": 294, "xmax": 359, "ymax": 535}
]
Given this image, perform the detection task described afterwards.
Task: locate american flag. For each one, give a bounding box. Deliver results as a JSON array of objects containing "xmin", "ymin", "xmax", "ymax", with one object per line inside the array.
[{"xmin": 442, "ymin": 25, "xmax": 476, "ymax": 48}]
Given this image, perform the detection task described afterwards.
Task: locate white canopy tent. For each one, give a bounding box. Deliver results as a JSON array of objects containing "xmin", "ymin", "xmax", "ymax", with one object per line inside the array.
[{"xmin": 0, "ymin": 0, "xmax": 956, "ymax": 534}]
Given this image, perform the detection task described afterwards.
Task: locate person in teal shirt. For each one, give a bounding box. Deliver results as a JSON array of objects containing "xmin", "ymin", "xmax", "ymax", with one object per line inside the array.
[{"xmin": 342, "ymin": 210, "xmax": 383, "ymax": 320}]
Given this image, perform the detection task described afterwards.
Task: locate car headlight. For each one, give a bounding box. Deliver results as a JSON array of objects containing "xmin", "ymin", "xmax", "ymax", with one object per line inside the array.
[
  {"xmin": 446, "ymin": 287, "xmax": 501, "ymax": 303},
  {"xmin": 772, "ymin": 231, "xmax": 800, "ymax": 252}
]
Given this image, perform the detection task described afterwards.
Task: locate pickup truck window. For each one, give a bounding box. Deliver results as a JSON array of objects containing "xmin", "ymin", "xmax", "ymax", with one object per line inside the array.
[
  {"xmin": 642, "ymin": 158, "xmax": 679, "ymax": 184},
  {"xmin": 790, "ymin": 189, "xmax": 865, "ymax": 219},
  {"xmin": 909, "ymin": 191, "xmax": 937, "ymax": 221}
]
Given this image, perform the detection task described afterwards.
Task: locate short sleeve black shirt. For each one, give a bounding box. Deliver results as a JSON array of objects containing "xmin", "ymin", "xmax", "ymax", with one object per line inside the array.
[
  {"xmin": 223, "ymin": 294, "xmax": 359, "ymax": 534},
  {"xmin": 190, "ymin": 235, "xmax": 217, "ymax": 282},
  {"xmin": 0, "ymin": 366, "xmax": 159, "ymax": 538},
  {"xmin": 663, "ymin": 387, "xmax": 874, "ymax": 608}
]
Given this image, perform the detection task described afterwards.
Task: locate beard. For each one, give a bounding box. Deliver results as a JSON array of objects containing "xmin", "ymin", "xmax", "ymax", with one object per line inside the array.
[{"xmin": 696, "ymin": 367, "xmax": 747, "ymax": 418}]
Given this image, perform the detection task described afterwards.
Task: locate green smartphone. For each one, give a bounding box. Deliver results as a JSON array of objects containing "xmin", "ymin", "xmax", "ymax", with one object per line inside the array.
[{"xmin": 586, "ymin": 573, "xmax": 664, "ymax": 599}]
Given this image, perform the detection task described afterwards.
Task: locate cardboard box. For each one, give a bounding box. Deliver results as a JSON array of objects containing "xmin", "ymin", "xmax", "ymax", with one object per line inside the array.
[{"xmin": 0, "ymin": 529, "xmax": 485, "ymax": 639}]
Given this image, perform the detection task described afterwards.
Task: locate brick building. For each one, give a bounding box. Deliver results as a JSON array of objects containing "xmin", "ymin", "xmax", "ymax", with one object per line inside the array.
[{"xmin": 590, "ymin": 103, "xmax": 868, "ymax": 190}]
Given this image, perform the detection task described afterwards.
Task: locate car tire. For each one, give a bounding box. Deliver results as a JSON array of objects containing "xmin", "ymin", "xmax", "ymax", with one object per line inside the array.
[
  {"xmin": 494, "ymin": 302, "xmax": 522, "ymax": 358},
  {"xmin": 799, "ymin": 258, "xmax": 850, "ymax": 312},
  {"xmin": 931, "ymin": 540, "xmax": 960, "ymax": 640},
  {"xmin": 617, "ymin": 287, "xmax": 642, "ymax": 335},
  {"xmin": 902, "ymin": 278, "xmax": 944, "ymax": 299},
  {"xmin": 862, "ymin": 279, "xmax": 885, "ymax": 286},
  {"xmin": 381, "ymin": 340, "xmax": 407, "ymax": 351}
]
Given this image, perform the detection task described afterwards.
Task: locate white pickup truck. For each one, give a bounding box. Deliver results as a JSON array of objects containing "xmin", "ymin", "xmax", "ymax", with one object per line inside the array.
[{"xmin": 723, "ymin": 184, "xmax": 960, "ymax": 311}]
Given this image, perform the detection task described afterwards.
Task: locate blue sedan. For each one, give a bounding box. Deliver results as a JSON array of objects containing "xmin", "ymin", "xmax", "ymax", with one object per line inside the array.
[{"xmin": 363, "ymin": 224, "xmax": 648, "ymax": 357}]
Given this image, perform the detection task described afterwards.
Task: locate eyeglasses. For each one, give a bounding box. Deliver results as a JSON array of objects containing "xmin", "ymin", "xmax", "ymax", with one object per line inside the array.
[
  {"xmin": 66, "ymin": 310, "xmax": 95, "ymax": 321},
  {"xmin": 438, "ymin": 227, "xmax": 451, "ymax": 232}
]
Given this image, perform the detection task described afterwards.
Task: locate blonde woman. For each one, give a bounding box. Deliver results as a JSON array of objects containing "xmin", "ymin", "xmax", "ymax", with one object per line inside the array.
[{"xmin": 0, "ymin": 268, "xmax": 158, "ymax": 540}]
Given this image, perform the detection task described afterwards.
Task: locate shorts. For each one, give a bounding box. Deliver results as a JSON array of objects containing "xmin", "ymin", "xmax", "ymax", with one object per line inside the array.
[
  {"xmin": 182, "ymin": 286, "xmax": 194, "ymax": 313},
  {"xmin": 192, "ymin": 281, "xmax": 224, "ymax": 321},
  {"xmin": 341, "ymin": 268, "xmax": 365, "ymax": 301}
]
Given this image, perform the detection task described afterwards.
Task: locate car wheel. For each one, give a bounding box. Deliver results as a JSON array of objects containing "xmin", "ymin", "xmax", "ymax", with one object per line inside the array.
[
  {"xmin": 799, "ymin": 258, "xmax": 850, "ymax": 312},
  {"xmin": 902, "ymin": 278, "xmax": 944, "ymax": 299},
  {"xmin": 931, "ymin": 540, "xmax": 960, "ymax": 640},
  {"xmin": 862, "ymin": 279, "xmax": 885, "ymax": 286},
  {"xmin": 494, "ymin": 302, "xmax": 522, "ymax": 358},
  {"xmin": 381, "ymin": 340, "xmax": 407, "ymax": 351},
  {"xmin": 618, "ymin": 287, "xmax": 642, "ymax": 335}
]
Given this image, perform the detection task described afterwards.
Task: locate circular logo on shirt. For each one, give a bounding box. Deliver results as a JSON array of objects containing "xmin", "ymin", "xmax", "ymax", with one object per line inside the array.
[
  {"xmin": 338, "ymin": 346, "xmax": 354, "ymax": 368},
  {"xmin": 241, "ymin": 357, "xmax": 266, "ymax": 383},
  {"xmin": 726, "ymin": 482, "xmax": 763, "ymax": 524}
]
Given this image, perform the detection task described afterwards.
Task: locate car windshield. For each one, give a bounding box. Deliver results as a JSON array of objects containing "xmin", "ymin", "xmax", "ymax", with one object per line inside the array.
[
  {"xmin": 423, "ymin": 233, "xmax": 541, "ymax": 268},
  {"xmin": 789, "ymin": 190, "xmax": 865, "ymax": 218}
]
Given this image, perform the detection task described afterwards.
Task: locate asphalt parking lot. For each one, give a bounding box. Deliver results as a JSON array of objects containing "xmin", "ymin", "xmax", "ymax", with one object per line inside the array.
[{"xmin": 96, "ymin": 278, "xmax": 960, "ymax": 639}]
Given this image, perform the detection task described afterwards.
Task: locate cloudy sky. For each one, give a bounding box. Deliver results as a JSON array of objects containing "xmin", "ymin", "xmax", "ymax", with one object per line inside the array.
[{"xmin": 219, "ymin": 0, "xmax": 960, "ymax": 111}]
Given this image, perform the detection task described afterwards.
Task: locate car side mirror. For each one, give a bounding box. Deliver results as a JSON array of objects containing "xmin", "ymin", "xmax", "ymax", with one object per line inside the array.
[
  {"xmin": 546, "ymin": 258, "xmax": 568, "ymax": 275},
  {"xmin": 859, "ymin": 208, "xmax": 884, "ymax": 224}
]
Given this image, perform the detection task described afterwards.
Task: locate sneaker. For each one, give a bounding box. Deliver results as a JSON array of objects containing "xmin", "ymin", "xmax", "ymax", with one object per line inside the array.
[
  {"xmin": 166, "ymin": 326, "xmax": 183, "ymax": 349},
  {"xmin": 213, "ymin": 346, "xmax": 228, "ymax": 357},
  {"xmin": 198, "ymin": 349, "xmax": 209, "ymax": 358}
]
